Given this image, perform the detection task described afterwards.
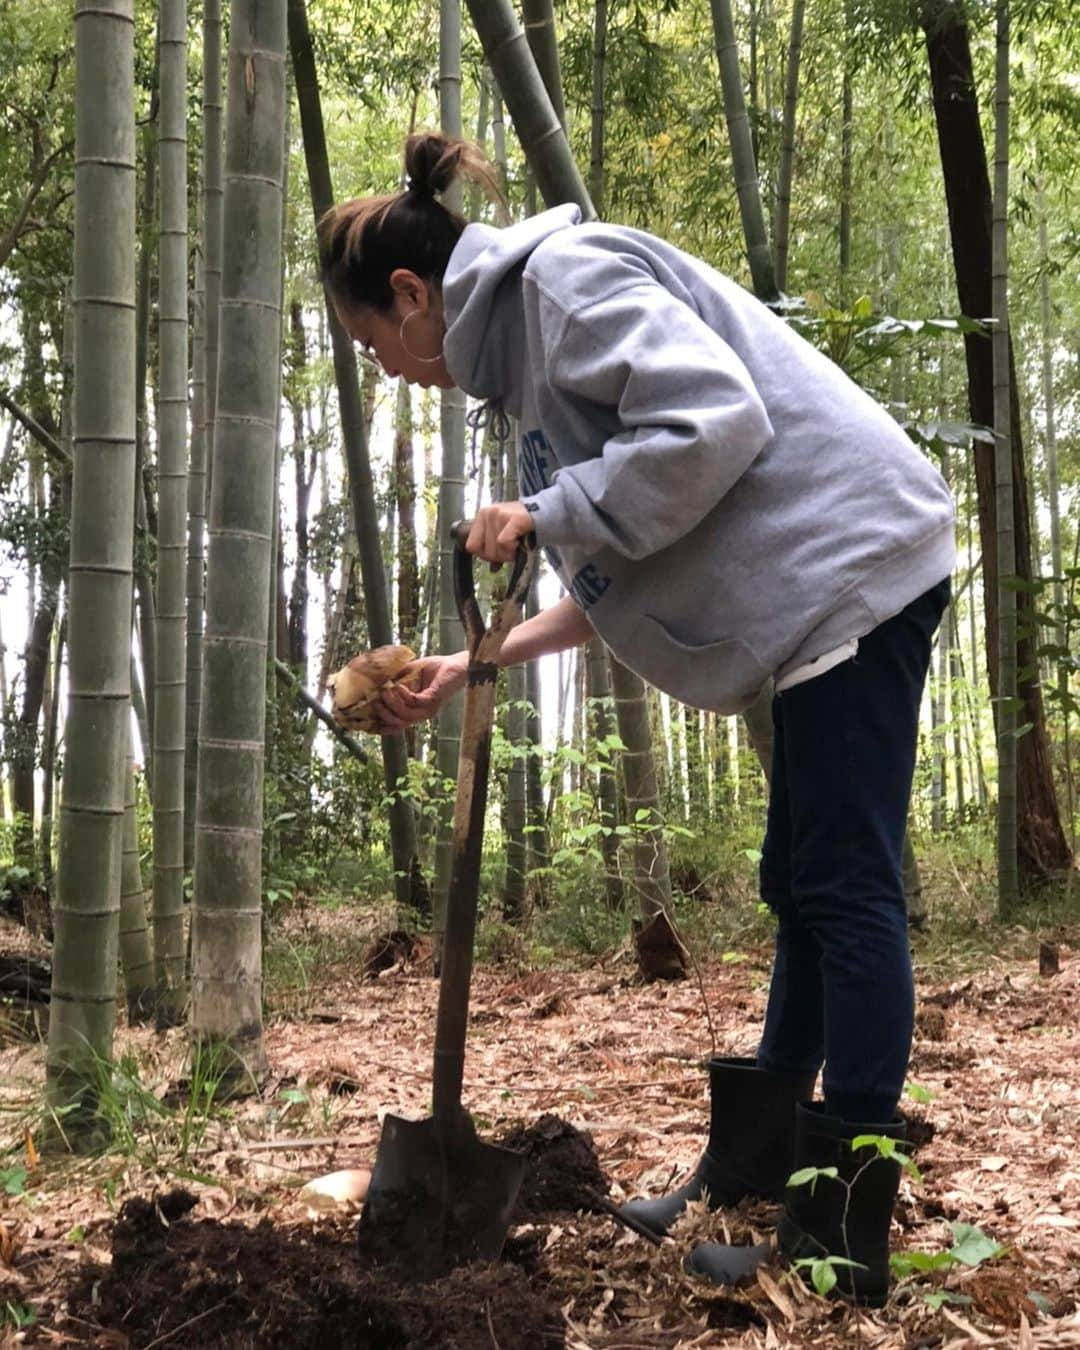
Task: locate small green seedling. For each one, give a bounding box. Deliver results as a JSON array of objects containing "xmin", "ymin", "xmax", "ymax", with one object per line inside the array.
[
  {"xmin": 891, "ymin": 1219, "xmax": 1007, "ymax": 1309},
  {"xmin": 0, "ymin": 1166, "xmax": 28, "ymax": 1197},
  {"xmin": 785, "ymin": 1135, "xmax": 922, "ymax": 1298},
  {"xmin": 947, "ymin": 1222, "xmax": 1006, "ymax": 1267},
  {"xmin": 792, "ymin": 1255, "xmax": 867, "ymax": 1298},
  {"xmin": 3, "ymin": 1302, "xmax": 36, "ymax": 1330},
  {"xmin": 923, "ymin": 1291, "xmax": 974, "ymax": 1312},
  {"xmin": 788, "ymin": 1164, "xmax": 838, "ymax": 1196}
]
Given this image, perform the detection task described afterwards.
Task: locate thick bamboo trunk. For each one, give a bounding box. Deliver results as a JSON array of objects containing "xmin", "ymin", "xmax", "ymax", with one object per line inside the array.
[
  {"xmin": 191, "ymin": 0, "xmax": 289, "ymax": 1079},
  {"xmin": 46, "ymin": 0, "xmax": 137, "ymax": 1138},
  {"xmin": 152, "ymin": 0, "xmax": 189, "ymax": 1027},
  {"xmin": 187, "ymin": 0, "xmax": 223, "ymax": 873},
  {"xmin": 463, "ymin": 0, "xmax": 593, "ymax": 216}
]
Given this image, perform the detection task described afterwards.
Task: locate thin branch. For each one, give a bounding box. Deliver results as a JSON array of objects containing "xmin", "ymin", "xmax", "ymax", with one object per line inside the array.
[
  {"xmin": 274, "ymin": 659, "xmax": 368, "ymax": 763},
  {"xmin": 0, "ymin": 389, "xmax": 70, "ymax": 467}
]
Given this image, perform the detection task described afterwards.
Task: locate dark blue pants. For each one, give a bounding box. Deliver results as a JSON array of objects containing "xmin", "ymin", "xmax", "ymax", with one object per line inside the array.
[{"xmin": 755, "ymin": 579, "xmax": 949, "ymax": 1123}]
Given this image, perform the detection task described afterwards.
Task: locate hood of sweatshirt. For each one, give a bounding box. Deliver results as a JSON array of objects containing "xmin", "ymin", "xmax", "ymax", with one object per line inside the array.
[{"xmin": 442, "ymin": 204, "xmax": 581, "ymax": 406}]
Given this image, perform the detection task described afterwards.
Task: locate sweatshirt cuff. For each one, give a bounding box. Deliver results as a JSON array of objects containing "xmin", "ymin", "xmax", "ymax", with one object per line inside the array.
[{"xmin": 521, "ymin": 482, "xmax": 575, "ymax": 548}]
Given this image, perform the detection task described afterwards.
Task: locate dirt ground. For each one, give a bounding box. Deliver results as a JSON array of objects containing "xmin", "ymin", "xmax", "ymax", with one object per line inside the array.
[{"xmin": 2, "ymin": 913, "xmax": 1080, "ymax": 1348}]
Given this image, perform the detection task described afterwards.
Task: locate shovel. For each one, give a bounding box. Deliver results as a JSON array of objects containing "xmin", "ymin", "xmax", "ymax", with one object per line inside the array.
[{"xmin": 358, "ymin": 520, "xmax": 538, "ymax": 1279}]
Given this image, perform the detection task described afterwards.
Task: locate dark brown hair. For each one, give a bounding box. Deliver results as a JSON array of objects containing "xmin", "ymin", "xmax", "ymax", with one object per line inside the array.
[{"xmin": 319, "ymin": 133, "xmax": 502, "ymax": 314}]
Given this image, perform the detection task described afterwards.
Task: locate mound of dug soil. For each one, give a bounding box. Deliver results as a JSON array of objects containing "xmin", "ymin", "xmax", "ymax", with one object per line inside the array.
[
  {"xmin": 69, "ymin": 1188, "xmax": 565, "ymax": 1349},
  {"xmin": 499, "ymin": 1112, "xmax": 611, "ymax": 1219}
]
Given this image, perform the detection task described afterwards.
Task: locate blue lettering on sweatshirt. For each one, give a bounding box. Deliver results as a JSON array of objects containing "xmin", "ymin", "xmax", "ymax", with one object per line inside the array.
[
  {"xmin": 520, "ymin": 428, "xmax": 551, "ymax": 497},
  {"xmin": 569, "ymin": 563, "xmax": 611, "ymax": 608},
  {"xmin": 520, "ymin": 426, "xmax": 612, "ymax": 612}
]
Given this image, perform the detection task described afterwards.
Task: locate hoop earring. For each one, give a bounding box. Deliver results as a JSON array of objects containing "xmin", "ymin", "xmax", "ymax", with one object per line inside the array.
[{"xmin": 399, "ymin": 310, "xmax": 444, "ymax": 364}]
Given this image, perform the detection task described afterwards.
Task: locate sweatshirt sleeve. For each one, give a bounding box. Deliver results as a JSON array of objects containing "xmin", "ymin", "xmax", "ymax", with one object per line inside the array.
[{"xmin": 522, "ymin": 276, "xmax": 774, "ymax": 560}]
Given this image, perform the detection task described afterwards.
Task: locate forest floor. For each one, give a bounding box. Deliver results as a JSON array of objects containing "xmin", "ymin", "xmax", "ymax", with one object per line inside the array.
[{"xmin": 1, "ymin": 897, "xmax": 1080, "ymax": 1349}]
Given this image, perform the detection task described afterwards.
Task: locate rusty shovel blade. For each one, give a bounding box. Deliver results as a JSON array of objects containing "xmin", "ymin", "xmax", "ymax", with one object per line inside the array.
[{"xmin": 358, "ymin": 1110, "xmax": 525, "ymax": 1280}]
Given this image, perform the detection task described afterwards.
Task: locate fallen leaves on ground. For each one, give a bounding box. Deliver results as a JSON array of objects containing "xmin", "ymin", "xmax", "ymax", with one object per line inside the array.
[{"xmin": 1, "ymin": 910, "xmax": 1079, "ymax": 1347}]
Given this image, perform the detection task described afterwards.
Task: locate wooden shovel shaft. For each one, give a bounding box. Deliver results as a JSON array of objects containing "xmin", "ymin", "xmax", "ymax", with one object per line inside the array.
[{"xmin": 432, "ymin": 530, "xmax": 537, "ymax": 1122}]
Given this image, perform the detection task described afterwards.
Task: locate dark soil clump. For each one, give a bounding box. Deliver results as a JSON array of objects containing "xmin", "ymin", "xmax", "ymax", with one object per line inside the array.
[
  {"xmin": 499, "ymin": 1113, "xmax": 611, "ymax": 1219},
  {"xmin": 362, "ymin": 928, "xmax": 421, "ymax": 977},
  {"xmin": 67, "ymin": 1188, "xmax": 564, "ymax": 1349}
]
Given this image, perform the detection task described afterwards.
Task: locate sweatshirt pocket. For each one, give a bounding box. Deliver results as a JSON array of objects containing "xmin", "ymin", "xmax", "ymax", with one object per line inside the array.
[{"xmin": 634, "ymin": 615, "xmax": 769, "ymax": 713}]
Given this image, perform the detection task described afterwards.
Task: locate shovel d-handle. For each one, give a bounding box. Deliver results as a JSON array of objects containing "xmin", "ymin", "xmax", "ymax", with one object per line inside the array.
[
  {"xmin": 432, "ymin": 525, "xmax": 537, "ymax": 1124},
  {"xmin": 450, "ymin": 518, "xmax": 537, "ymax": 659}
]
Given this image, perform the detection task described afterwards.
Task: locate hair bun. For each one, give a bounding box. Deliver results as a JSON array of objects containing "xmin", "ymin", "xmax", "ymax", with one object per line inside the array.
[{"xmin": 404, "ymin": 132, "xmax": 463, "ymax": 199}]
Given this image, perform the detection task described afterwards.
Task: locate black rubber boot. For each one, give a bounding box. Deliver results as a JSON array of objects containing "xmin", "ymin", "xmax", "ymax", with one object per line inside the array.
[
  {"xmin": 618, "ymin": 1057, "xmax": 817, "ymax": 1238},
  {"xmin": 778, "ymin": 1102, "xmax": 905, "ymax": 1306},
  {"xmin": 686, "ymin": 1102, "xmax": 905, "ymax": 1299}
]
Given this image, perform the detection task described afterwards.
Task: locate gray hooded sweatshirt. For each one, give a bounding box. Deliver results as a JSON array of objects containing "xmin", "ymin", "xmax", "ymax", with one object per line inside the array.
[{"xmin": 442, "ymin": 205, "xmax": 955, "ymax": 715}]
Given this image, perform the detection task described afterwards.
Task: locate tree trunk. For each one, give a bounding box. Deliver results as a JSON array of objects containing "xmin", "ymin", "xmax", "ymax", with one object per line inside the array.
[
  {"xmin": 991, "ymin": 0, "xmax": 1018, "ymax": 914},
  {"xmin": 838, "ymin": 0, "xmax": 854, "ymax": 303},
  {"xmin": 1037, "ymin": 186, "xmax": 1066, "ymax": 710},
  {"xmin": 287, "ymin": 0, "xmax": 420, "ymax": 910},
  {"xmin": 191, "ymin": 0, "xmax": 288, "ymax": 1081},
  {"xmin": 133, "ymin": 90, "xmax": 158, "ymax": 760},
  {"xmin": 949, "ymin": 603, "xmax": 966, "ymax": 814},
  {"xmin": 187, "ymin": 0, "xmax": 223, "ymax": 873},
  {"xmin": 522, "ymin": 0, "xmax": 566, "ymax": 129},
  {"xmin": 46, "ymin": 0, "xmax": 137, "ymax": 1141},
  {"xmin": 610, "ymin": 656, "xmax": 683, "ymax": 976},
  {"xmin": 589, "ymin": 0, "xmax": 607, "ymax": 213},
  {"xmin": 707, "ymin": 0, "xmax": 778, "ymax": 300},
  {"xmin": 523, "ymin": 582, "xmax": 549, "ymax": 893},
  {"xmin": 152, "ymin": 0, "xmax": 189, "ymax": 1027},
  {"xmin": 464, "ymin": 0, "xmax": 593, "ymax": 215},
  {"xmin": 433, "ymin": 0, "xmax": 468, "ymax": 944},
  {"xmin": 773, "ymin": 0, "xmax": 805, "ymax": 292},
  {"xmin": 185, "ymin": 228, "xmax": 208, "ymax": 874},
  {"xmin": 931, "ymin": 608, "xmax": 949, "ymax": 831},
  {"xmin": 286, "ymin": 299, "xmax": 313, "ymax": 672},
  {"xmin": 394, "ymin": 378, "xmax": 420, "ymax": 650},
  {"xmin": 40, "ymin": 614, "xmax": 66, "ymax": 895},
  {"xmin": 120, "ymin": 747, "xmax": 154, "ymax": 1024},
  {"xmin": 12, "ymin": 317, "xmax": 65, "ymax": 876},
  {"xmin": 586, "ymin": 637, "xmax": 623, "ymax": 909},
  {"xmin": 922, "ymin": 0, "xmax": 1069, "ymax": 880}
]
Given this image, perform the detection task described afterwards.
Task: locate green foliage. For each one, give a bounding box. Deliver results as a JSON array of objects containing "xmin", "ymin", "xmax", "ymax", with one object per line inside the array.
[
  {"xmin": 0, "ymin": 1164, "xmax": 28, "ymax": 1196},
  {"xmin": 34, "ymin": 1042, "xmax": 234, "ymax": 1167},
  {"xmin": 791, "ymin": 1254, "xmax": 867, "ymax": 1298},
  {"xmin": 890, "ymin": 1219, "xmax": 1007, "ymax": 1294},
  {"xmin": 788, "ymin": 1164, "xmax": 839, "ymax": 1195},
  {"xmin": 2, "ymin": 1302, "xmax": 37, "ymax": 1330}
]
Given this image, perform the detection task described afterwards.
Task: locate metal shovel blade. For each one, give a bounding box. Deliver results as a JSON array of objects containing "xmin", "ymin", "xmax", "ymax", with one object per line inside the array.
[{"xmin": 358, "ymin": 1110, "xmax": 525, "ymax": 1280}]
